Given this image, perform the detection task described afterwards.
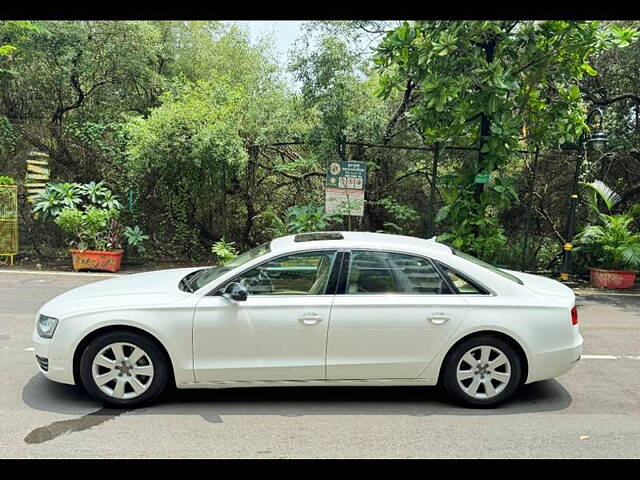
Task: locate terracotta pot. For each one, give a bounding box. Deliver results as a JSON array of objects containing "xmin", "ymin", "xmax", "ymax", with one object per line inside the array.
[
  {"xmin": 70, "ymin": 249, "xmax": 124, "ymax": 273},
  {"xmin": 589, "ymin": 267, "xmax": 637, "ymax": 290}
]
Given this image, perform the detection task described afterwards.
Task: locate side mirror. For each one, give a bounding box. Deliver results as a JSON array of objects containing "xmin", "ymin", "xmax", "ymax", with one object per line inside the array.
[{"xmin": 223, "ymin": 282, "xmax": 248, "ymax": 302}]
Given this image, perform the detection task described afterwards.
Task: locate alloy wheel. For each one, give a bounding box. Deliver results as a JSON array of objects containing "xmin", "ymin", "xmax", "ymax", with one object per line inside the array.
[{"xmin": 91, "ymin": 342, "xmax": 155, "ymax": 400}]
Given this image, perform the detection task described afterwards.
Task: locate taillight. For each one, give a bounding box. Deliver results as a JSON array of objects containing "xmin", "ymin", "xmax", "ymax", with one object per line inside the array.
[{"xmin": 571, "ymin": 306, "xmax": 578, "ymax": 325}]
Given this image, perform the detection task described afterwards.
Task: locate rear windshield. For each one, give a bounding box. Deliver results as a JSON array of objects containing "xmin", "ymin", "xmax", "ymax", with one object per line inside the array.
[{"xmin": 452, "ymin": 249, "xmax": 524, "ymax": 285}]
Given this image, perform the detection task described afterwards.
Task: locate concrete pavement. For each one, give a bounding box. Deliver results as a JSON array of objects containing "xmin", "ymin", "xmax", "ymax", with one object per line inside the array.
[{"xmin": 1, "ymin": 271, "xmax": 638, "ymax": 458}]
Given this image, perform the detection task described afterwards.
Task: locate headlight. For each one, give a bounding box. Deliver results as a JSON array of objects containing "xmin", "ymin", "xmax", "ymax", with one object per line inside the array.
[{"xmin": 36, "ymin": 314, "xmax": 59, "ymax": 338}]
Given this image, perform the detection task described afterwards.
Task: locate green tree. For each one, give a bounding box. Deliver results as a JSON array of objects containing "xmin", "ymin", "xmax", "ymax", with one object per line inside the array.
[{"xmin": 374, "ymin": 21, "xmax": 638, "ymax": 258}]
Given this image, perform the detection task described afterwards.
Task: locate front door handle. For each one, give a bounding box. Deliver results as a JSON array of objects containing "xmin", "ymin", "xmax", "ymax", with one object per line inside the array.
[
  {"xmin": 427, "ymin": 312, "xmax": 450, "ymax": 325},
  {"xmin": 298, "ymin": 313, "xmax": 322, "ymax": 325}
]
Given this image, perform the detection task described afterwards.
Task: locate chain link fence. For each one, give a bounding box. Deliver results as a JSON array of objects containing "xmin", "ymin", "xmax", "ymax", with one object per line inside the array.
[{"xmin": 1, "ymin": 119, "xmax": 639, "ymax": 273}]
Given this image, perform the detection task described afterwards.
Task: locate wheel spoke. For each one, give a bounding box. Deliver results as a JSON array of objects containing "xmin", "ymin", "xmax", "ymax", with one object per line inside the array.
[
  {"xmin": 491, "ymin": 371, "xmax": 510, "ymax": 384},
  {"xmin": 132, "ymin": 364, "xmax": 153, "ymax": 376},
  {"xmin": 480, "ymin": 346, "xmax": 491, "ymax": 364},
  {"xmin": 128, "ymin": 347, "xmax": 145, "ymax": 364},
  {"xmin": 94, "ymin": 355, "xmax": 116, "ymax": 369},
  {"xmin": 111, "ymin": 343, "xmax": 126, "ymax": 362},
  {"xmin": 94, "ymin": 370, "xmax": 118, "ymax": 386},
  {"xmin": 128, "ymin": 377, "xmax": 146, "ymax": 394},
  {"xmin": 457, "ymin": 369, "xmax": 475, "ymax": 382},
  {"xmin": 484, "ymin": 379, "xmax": 496, "ymax": 397},
  {"xmin": 466, "ymin": 377, "xmax": 481, "ymax": 395},
  {"xmin": 112, "ymin": 378, "xmax": 126, "ymax": 398},
  {"xmin": 462, "ymin": 352, "xmax": 477, "ymax": 367},
  {"xmin": 489, "ymin": 354, "xmax": 508, "ymax": 368}
]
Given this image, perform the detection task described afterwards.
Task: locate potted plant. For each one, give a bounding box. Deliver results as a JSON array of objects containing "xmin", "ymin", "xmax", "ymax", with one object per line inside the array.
[
  {"xmin": 55, "ymin": 207, "xmax": 148, "ymax": 272},
  {"xmin": 574, "ymin": 181, "xmax": 640, "ymax": 289}
]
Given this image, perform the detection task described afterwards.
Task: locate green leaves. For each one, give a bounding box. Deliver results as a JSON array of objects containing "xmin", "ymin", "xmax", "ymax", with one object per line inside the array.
[
  {"xmin": 285, "ymin": 203, "xmax": 342, "ymax": 234},
  {"xmin": 575, "ymin": 180, "xmax": 640, "ymax": 270},
  {"xmin": 211, "ymin": 238, "xmax": 238, "ymax": 265},
  {"xmin": 124, "ymin": 225, "xmax": 149, "ymax": 254}
]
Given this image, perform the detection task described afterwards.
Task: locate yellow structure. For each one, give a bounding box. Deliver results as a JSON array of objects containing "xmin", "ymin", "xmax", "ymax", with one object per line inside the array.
[
  {"xmin": 0, "ymin": 184, "xmax": 18, "ymax": 265},
  {"xmin": 25, "ymin": 151, "xmax": 50, "ymax": 203}
]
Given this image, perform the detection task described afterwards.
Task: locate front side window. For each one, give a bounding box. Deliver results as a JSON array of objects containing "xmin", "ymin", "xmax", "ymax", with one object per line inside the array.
[
  {"xmin": 347, "ymin": 251, "xmax": 452, "ymax": 295},
  {"xmin": 235, "ymin": 250, "xmax": 337, "ymax": 296}
]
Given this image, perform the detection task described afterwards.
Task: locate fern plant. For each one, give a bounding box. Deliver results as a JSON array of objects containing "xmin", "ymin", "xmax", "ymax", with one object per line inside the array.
[{"xmin": 574, "ymin": 181, "xmax": 640, "ymax": 271}]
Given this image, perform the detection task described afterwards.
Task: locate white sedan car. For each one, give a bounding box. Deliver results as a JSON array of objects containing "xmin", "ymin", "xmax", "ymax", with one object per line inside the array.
[{"xmin": 33, "ymin": 232, "xmax": 582, "ymax": 408}]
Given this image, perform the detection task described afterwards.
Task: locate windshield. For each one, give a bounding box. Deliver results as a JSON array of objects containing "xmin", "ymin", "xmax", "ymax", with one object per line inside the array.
[
  {"xmin": 452, "ymin": 249, "xmax": 524, "ymax": 285},
  {"xmin": 179, "ymin": 242, "xmax": 272, "ymax": 292}
]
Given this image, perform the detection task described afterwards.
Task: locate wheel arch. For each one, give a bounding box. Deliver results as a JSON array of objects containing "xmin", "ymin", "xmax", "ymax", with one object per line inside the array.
[
  {"xmin": 437, "ymin": 330, "xmax": 529, "ymax": 386},
  {"xmin": 72, "ymin": 324, "xmax": 177, "ymax": 388}
]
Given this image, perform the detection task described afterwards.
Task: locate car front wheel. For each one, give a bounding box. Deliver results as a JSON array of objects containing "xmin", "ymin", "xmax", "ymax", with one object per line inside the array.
[
  {"xmin": 441, "ymin": 335, "xmax": 522, "ymax": 407},
  {"xmin": 79, "ymin": 330, "xmax": 169, "ymax": 408}
]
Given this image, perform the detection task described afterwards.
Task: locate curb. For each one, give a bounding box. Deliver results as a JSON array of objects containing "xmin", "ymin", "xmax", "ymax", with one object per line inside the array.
[{"xmin": 0, "ymin": 268, "xmax": 123, "ymax": 277}]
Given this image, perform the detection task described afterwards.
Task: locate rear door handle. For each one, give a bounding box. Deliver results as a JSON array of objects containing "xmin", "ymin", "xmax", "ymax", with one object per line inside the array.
[
  {"xmin": 298, "ymin": 313, "xmax": 322, "ymax": 325},
  {"xmin": 427, "ymin": 312, "xmax": 450, "ymax": 325}
]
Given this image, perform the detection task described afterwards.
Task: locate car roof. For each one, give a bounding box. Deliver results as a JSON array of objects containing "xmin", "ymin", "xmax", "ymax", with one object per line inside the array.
[{"xmin": 269, "ymin": 231, "xmax": 452, "ymax": 256}]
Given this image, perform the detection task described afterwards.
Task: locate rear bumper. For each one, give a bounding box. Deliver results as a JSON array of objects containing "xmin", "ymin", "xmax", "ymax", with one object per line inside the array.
[{"xmin": 525, "ymin": 332, "xmax": 583, "ymax": 384}]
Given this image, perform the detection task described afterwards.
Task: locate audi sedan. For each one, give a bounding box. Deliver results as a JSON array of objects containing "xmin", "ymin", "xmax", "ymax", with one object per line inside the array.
[{"xmin": 33, "ymin": 231, "xmax": 582, "ymax": 408}]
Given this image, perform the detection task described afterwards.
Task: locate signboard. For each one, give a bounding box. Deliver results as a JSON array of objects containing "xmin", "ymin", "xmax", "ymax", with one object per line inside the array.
[
  {"xmin": 325, "ymin": 161, "xmax": 367, "ymax": 216},
  {"xmin": 474, "ymin": 173, "xmax": 490, "ymax": 184},
  {"xmin": 25, "ymin": 151, "xmax": 50, "ymax": 203}
]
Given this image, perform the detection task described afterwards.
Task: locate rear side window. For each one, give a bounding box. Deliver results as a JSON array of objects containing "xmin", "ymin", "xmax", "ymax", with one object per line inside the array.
[
  {"xmin": 347, "ymin": 251, "xmax": 453, "ymax": 295},
  {"xmin": 437, "ymin": 263, "xmax": 488, "ymax": 295}
]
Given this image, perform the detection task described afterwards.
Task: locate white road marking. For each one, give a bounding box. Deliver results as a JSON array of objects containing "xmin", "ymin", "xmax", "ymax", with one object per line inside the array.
[
  {"xmin": 24, "ymin": 347, "xmax": 34, "ymax": 352},
  {"xmin": 582, "ymin": 354, "xmax": 640, "ymax": 360}
]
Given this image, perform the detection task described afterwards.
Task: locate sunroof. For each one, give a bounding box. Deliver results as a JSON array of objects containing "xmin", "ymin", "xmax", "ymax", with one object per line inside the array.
[{"xmin": 294, "ymin": 232, "xmax": 344, "ymax": 242}]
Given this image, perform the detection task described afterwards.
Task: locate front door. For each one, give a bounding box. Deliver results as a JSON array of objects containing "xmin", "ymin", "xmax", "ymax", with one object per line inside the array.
[
  {"xmin": 193, "ymin": 250, "xmax": 340, "ymax": 383},
  {"xmin": 326, "ymin": 250, "xmax": 468, "ymax": 379}
]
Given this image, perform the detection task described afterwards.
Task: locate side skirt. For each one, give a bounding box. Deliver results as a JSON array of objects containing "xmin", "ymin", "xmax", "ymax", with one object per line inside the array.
[{"xmin": 177, "ymin": 378, "xmax": 437, "ymax": 389}]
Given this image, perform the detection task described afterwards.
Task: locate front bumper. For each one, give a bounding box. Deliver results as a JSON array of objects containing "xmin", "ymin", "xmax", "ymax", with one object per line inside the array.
[{"xmin": 32, "ymin": 330, "xmax": 76, "ymax": 385}]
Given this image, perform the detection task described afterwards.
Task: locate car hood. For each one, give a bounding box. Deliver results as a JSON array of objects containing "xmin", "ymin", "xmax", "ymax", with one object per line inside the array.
[
  {"xmin": 502, "ymin": 269, "xmax": 575, "ymax": 300},
  {"xmin": 40, "ymin": 267, "xmax": 204, "ymax": 317}
]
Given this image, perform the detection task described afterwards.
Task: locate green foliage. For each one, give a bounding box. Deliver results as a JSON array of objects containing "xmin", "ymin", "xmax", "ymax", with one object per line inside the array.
[
  {"xmin": 435, "ymin": 171, "xmax": 518, "ymax": 260},
  {"xmin": 574, "ymin": 181, "xmax": 640, "ymax": 270},
  {"xmin": 0, "ymin": 175, "xmax": 16, "ymax": 185},
  {"xmin": 211, "ymin": 238, "xmax": 238, "ymax": 265},
  {"xmin": 575, "ymin": 214, "xmax": 640, "ymax": 271},
  {"xmin": 55, "ymin": 207, "xmax": 118, "ymax": 251},
  {"xmin": 375, "ymin": 21, "xmax": 638, "ymax": 260},
  {"xmin": 124, "ymin": 225, "xmax": 149, "ymax": 254},
  {"xmin": 32, "ymin": 181, "xmax": 123, "ymax": 222},
  {"xmin": 55, "ymin": 206, "xmax": 147, "ymax": 253},
  {"xmin": 371, "ymin": 197, "xmax": 419, "ymax": 234},
  {"xmin": 285, "ymin": 203, "xmax": 343, "ymax": 234}
]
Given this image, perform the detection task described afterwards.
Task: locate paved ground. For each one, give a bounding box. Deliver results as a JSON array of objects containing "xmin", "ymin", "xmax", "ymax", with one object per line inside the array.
[{"xmin": 1, "ymin": 270, "xmax": 639, "ymax": 458}]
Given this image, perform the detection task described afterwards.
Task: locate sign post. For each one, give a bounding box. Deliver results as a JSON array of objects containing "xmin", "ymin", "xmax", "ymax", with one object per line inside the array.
[{"xmin": 325, "ymin": 161, "xmax": 367, "ymax": 227}]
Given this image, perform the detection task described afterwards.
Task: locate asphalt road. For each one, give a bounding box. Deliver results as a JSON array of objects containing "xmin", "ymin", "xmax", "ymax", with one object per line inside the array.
[{"xmin": 1, "ymin": 271, "xmax": 639, "ymax": 458}]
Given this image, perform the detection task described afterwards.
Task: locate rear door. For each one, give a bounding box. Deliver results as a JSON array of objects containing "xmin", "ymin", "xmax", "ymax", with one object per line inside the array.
[{"xmin": 326, "ymin": 250, "xmax": 469, "ymax": 379}]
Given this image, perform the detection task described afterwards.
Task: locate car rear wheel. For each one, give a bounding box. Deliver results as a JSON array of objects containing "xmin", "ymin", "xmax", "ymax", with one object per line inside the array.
[
  {"xmin": 79, "ymin": 330, "xmax": 168, "ymax": 408},
  {"xmin": 441, "ymin": 335, "xmax": 522, "ymax": 407}
]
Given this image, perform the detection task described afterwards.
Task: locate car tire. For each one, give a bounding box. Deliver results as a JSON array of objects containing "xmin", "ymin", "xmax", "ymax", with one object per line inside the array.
[
  {"xmin": 79, "ymin": 330, "xmax": 169, "ymax": 408},
  {"xmin": 441, "ymin": 335, "xmax": 522, "ymax": 408}
]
